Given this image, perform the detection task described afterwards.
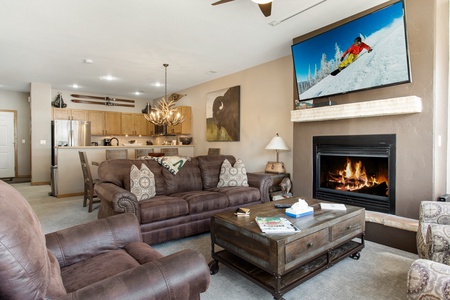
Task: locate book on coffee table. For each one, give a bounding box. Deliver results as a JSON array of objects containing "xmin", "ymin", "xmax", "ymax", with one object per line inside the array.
[
  {"xmin": 234, "ymin": 207, "xmax": 250, "ymax": 216},
  {"xmin": 255, "ymin": 217, "xmax": 299, "ymax": 233}
]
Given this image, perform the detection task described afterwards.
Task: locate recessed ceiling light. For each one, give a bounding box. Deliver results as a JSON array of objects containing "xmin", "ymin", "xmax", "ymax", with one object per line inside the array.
[
  {"xmin": 100, "ymin": 75, "xmax": 116, "ymax": 81},
  {"xmin": 153, "ymin": 82, "xmax": 163, "ymax": 87},
  {"xmin": 134, "ymin": 91, "xmax": 144, "ymax": 95},
  {"xmin": 84, "ymin": 59, "xmax": 93, "ymax": 64},
  {"xmin": 72, "ymin": 84, "xmax": 80, "ymax": 88}
]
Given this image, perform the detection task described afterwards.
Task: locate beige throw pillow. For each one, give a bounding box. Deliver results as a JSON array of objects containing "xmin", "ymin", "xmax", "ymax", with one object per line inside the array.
[
  {"xmin": 217, "ymin": 159, "xmax": 249, "ymax": 187},
  {"xmin": 130, "ymin": 164, "xmax": 156, "ymax": 201}
]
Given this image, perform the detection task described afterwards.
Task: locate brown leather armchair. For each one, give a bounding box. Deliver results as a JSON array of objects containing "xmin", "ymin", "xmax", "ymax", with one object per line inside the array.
[{"xmin": 0, "ymin": 181, "xmax": 210, "ymax": 299}]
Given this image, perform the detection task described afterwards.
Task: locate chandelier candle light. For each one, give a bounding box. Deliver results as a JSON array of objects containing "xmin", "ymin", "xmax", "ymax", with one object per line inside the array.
[
  {"xmin": 265, "ymin": 133, "xmax": 290, "ymax": 173},
  {"xmin": 144, "ymin": 64, "xmax": 186, "ymax": 131}
]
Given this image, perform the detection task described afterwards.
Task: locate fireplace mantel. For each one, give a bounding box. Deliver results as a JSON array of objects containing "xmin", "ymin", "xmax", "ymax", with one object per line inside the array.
[{"xmin": 291, "ymin": 96, "xmax": 422, "ymax": 122}]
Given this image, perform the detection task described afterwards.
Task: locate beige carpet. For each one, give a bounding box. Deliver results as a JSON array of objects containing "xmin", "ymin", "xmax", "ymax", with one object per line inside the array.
[{"xmin": 15, "ymin": 182, "xmax": 418, "ymax": 300}]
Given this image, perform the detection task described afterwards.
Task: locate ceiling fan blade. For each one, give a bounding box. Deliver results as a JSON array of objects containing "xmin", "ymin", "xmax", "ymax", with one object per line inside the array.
[
  {"xmin": 258, "ymin": 2, "xmax": 272, "ymax": 17},
  {"xmin": 211, "ymin": 0, "xmax": 235, "ymax": 5}
]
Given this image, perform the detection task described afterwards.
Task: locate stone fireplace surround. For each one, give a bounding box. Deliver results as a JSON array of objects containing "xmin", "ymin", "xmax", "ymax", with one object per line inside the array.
[{"xmin": 292, "ymin": 96, "xmax": 424, "ymax": 253}]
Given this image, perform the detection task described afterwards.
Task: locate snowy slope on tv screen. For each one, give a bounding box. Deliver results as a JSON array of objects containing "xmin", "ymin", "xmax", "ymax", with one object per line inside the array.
[{"xmin": 292, "ymin": 1, "xmax": 411, "ymax": 101}]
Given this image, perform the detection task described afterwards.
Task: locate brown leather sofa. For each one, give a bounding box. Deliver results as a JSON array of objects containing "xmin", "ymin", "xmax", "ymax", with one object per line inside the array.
[
  {"xmin": 0, "ymin": 180, "xmax": 210, "ymax": 299},
  {"xmin": 95, "ymin": 155, "xmax": 272, "ymax": 244}
]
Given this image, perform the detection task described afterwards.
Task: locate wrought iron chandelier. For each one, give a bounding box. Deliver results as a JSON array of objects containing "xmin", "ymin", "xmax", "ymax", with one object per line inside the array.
[{"xmin": 144, "ymin": 64, "xmax": 186, "ymax": 127}]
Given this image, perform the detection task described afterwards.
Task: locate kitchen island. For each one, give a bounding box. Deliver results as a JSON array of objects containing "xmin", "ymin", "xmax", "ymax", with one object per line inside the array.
[{"xmin": 54, "ymin": 145, "xmax": 194, "ymax": 197}]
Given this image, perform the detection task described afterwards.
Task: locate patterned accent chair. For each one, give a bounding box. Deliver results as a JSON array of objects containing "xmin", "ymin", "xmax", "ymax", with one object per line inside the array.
[
  {"xmin": 407, "ymin": 201, "xmax": 450, "ymax": 299},
  {"xmin": 416, "ymin": 201, "xmax": 450, "ymax": 260}
]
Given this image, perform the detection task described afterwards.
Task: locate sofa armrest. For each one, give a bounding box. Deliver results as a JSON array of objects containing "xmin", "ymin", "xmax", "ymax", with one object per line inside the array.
[
  {"xmin": 407, "ymin": 259, "xmax": 450, "ymax": 299},
  {"xmin": 46, "ymin": 214, "xmax": 142, "ymax": 268},
  {"xmin": 247, "ymin": 172, "xmax": 273, "ymax": 203},
  {"xmin": 95, "ymin": 182, "xmax": 141, "ymax": 222},
  {"xmin": 55, "ymin": 249, "xmax": 210, "ymax": 300}
]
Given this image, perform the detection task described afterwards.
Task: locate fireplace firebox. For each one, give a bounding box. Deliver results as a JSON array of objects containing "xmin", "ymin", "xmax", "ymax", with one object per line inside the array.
[{"xmin": 313, "ymin": 134, "xmax": 396, "ymax": 214}]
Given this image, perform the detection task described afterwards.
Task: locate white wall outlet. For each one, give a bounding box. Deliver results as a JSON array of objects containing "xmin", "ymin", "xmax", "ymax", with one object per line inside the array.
[
  {"xmin": 22, "ymin": 139, "xmax": 25, "ymax": 143},
  {"xmin": 40, "ymin": 140, "xmax": 46, "ymax": 145}
]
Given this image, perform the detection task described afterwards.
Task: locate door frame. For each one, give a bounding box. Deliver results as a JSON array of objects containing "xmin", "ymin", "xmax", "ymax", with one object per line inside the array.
[{"xmin": 0, "ymin": 110, "xmax": 18, "ymax": 178}]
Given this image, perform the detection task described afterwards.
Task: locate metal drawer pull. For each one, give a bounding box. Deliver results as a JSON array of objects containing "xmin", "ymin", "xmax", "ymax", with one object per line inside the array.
[
  {"xmin": 307, "ymin": 242, "xmax": 314, "ymax": 248},
  {"xmin": 346, "ymin": 225, "xmax": 353, "ymax": 230}
]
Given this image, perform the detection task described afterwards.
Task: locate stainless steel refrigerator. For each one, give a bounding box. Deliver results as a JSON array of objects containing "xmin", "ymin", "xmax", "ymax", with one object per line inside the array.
[{"xmin": 50, "ymin": 120, "xmax": 91, "ymax": 196}]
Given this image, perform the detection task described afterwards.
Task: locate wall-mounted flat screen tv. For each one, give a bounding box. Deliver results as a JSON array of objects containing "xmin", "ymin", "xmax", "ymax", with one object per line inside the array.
[{"xmin": 292, "ymin": 0, "xmax": 411, "ymax": 102}]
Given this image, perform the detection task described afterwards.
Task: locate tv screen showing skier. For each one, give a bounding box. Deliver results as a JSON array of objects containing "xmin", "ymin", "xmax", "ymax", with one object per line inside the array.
[{"xmin": 291, "ymin": 0, "xmax": 411, "ymax": 102}]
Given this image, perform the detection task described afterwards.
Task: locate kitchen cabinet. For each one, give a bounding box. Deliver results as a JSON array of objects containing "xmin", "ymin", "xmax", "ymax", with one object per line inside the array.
[
  {"xmin": 167, "ymin": 106, "xmax": 192, "ymax": 135},
  {"xmin": 53, "ymin": 108, "xmax": 87, "ymax": 121},
  {"xmin": 88, "ymin": 111, "xmax": 121, "ymax": 135},
  {"xmin": 121, "ymin": 113, "xmax": 153, "ymax": 136}
]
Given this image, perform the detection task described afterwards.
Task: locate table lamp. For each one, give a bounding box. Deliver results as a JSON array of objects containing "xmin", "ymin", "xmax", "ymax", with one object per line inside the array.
[{"xmin": 265, "ymin": 133, "xmax": 290, "ymax": 173}]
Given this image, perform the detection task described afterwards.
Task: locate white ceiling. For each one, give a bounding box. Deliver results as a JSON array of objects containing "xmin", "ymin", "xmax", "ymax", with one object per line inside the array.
[{"xmin": 0, "ymin": 0, "xmax": 389, "ymax": 100}]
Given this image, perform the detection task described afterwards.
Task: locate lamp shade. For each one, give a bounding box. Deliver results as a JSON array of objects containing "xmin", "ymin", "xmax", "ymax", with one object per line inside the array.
[{"xmin": 265, "ymin": 134, "xmax": 289, "ymax": 151}]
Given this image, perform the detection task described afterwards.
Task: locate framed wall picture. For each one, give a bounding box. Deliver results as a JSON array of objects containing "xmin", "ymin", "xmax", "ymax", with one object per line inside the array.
[{"xmin": 206, "ymin": 85, "xmax": 240, "ymax": 141}]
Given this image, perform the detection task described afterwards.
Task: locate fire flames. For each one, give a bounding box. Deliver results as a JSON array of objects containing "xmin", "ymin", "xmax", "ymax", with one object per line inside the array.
[{"xmin": 328, "ymin": 158, "xmax": 388, "ymax": 194}]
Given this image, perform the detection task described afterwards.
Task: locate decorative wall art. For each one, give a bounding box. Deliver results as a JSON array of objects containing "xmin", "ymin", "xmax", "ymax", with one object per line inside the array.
[{"xmin": 206, "ymin": 85, "xmax": 240, "ymax": 141}]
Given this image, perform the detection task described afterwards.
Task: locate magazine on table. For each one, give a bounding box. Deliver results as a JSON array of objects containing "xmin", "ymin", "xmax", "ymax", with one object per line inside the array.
[{"xmin": 255, "ymin": 217, "xmax": 300, "ymax": 233}]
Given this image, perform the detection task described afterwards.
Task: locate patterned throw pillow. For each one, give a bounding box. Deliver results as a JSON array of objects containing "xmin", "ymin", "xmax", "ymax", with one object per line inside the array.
[
  {"xmin": 130, "ymin": 164, "xmax": 156, "ymax": 201},
  {"xmin": 217, "ymin": 159, "xmax": 249, "ymax": 187}
]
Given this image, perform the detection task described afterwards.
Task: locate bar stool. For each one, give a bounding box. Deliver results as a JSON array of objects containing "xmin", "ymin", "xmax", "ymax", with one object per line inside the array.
[
  {"xmin": 135, "ymin": 148, "xmax": 154, "ymax": 158},
  {"xmin": 161, "ymin": 148, "xmax": 178, "ymax": 156}
]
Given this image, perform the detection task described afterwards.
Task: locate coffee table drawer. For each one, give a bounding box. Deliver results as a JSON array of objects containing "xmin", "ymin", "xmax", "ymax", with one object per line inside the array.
[
  {"xmin": 285, "ymin": 228, "xmax": 329, "ymax": 264},
  {"xmin": 331, "ymin": 215, "xmax": 364, "ymax": 241}
]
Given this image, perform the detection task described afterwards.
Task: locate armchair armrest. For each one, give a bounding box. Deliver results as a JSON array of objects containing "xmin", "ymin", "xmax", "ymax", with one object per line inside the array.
[
  {"xmin": 95, "ymin": 182, "xmax": 141, "ymax": 222},
  {"xmin": 46, "ymin": 213, "xmax": 142, "ymax": 268},
  {"xmin": 407, "ymin": 259, "xmax": 450, "ymax": 299},
  {"xmin": 55, "ymin": 249, "xmax": 210, "ymax": 300},
  {"xmin": 427, "ymin": 224, "xmax": 450, "ymax": 264},
  {"xmin": 247, "ymin": 172, "xmax": 273, "ymax": 203}
]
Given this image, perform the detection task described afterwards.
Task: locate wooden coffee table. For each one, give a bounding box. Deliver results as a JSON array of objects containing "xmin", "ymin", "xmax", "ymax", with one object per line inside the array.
[{"xmin": 209, "ymin": 197, "xmax": 365, "ymax": 300}]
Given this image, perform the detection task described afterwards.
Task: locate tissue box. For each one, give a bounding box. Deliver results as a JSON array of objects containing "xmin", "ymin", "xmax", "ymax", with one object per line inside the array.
[{"xmin": 285, "ymin": 206, "xmax": 314, "ymax": 218}]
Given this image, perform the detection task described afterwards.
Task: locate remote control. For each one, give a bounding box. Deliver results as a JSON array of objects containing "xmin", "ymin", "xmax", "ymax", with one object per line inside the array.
[{"xmin": 274, "ymin": 203, "xmax": 292, "ymax": 208}]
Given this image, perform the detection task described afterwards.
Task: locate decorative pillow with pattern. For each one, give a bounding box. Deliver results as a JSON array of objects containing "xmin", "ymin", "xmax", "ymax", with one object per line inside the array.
[
  {"xmin": 150, "ymin": 155, "xmax": 190, "ymax": 175},
  {"xmin": 217, "ymin": 159, "xmax": 249, "ymax": 187},
  {"xmin": 130, "ymin": 164, "xmax": 156, "ymax": 201}
]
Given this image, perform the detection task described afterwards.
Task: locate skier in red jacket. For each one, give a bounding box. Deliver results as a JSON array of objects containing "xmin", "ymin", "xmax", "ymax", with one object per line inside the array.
[{"xmin": 339, "ymin": 37, "xmax": 373, "ymax": 70}]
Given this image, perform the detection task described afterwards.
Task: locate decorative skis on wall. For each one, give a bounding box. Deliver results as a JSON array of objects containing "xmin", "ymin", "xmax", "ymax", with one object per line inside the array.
[{"xmin": 71, "ymin": 94, "xmax": 135, "ymax": 107}]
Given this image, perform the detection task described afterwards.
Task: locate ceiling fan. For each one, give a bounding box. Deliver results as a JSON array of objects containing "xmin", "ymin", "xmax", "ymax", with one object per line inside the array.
[{"xmin": 212, "ymin": 0, "xmax": 273, "ymax": 17}]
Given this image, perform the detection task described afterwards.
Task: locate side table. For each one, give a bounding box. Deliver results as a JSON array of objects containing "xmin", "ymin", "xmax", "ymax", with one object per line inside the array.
[{"xmin": 254, "ymin": 172, "xmax": 290, "ymax": 200}]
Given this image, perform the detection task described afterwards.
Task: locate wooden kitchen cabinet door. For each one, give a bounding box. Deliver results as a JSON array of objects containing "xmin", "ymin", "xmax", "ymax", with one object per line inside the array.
[
  {"xmin": 133, "ymin": 114, "xmax": 150, "ymax": 136},
  {"xmin": 88, "ymin": 110, "xmax": 105, "ymax": 135},
  {"xmin": 105, "ymin": 112, "xmax": 121, "ymax": 135},
  {"xmin": 53, "ymin": 108, "xmax": 87, "ymax": 120},
  {"xmin": 121, "ymin": 113, "xmax": 135, "ymax": 135}
]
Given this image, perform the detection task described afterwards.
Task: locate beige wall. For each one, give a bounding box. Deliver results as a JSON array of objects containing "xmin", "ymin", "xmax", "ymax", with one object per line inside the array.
[
  {"xmin": 176, "ymin": 56, "xmax": 294, "ymax": 174},
  {"xmin": 293, "ymin": 0, "xmax": 449, "ymax": 219}
]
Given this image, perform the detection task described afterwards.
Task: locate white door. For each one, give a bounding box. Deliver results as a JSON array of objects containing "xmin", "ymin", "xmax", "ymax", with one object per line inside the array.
[{"xmin": 0, "ymin": 112, "xmax": 15, "ymax": 178}]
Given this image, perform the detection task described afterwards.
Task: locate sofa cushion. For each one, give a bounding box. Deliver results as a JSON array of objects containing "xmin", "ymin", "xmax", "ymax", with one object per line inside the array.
[
  {"xmin": 61, "ymin": 249, "xmax": 141, "ymax": 293},
  {"xmin": 130, "ymin": 164, "xmax": 156, "ymax": 201},
  {"xmin": 164, "ymin": 157, "xmax": 203, "ymax": 194},
  {"xmin": 208, "ymin": 186, "xmax": 261, "ymax": 207},
  {"xmin": 171, "ymin": 190, "xmax": 229, "ymax": 214},
  {"xmin": 198, "ymin": 155, "xmax": 236, "ymax": 189},
  {"xmin": 139, "ymin": 196, "xmax": 189, "ymax": 223},
  {"xmin": 217, "ymin": 158, "xmax": 249, "ymax": 187}
]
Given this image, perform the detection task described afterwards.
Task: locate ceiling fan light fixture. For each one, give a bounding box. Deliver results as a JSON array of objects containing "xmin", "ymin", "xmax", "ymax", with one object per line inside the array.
[{"xmin": 251, "ymin": 0, "xmax": 272, "ymax": 4}]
